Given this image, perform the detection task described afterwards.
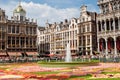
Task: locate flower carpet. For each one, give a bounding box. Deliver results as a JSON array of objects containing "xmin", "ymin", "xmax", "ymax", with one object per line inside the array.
[{"xmin": 0, "ymin": 63, "xmax": 119, "ymax": 80}]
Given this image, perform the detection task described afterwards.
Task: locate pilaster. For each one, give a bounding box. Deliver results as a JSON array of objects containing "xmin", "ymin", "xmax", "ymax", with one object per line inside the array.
[{"xmin": 105, "ymin": 38, "xmax": 108, "ymax": 58}]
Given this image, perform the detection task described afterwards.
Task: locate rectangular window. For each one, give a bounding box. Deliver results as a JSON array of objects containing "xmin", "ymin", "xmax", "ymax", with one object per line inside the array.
[
  {"xmin": 8, "ymin": 37, "xmax": 11, "ymax": 44},
  {"xmin": 30, "ymin": 27, "xmax": 32, "ymax": 34},
  {"xmin": 26, "ymin": 27, "xmax": 29, "ymax": 34},
  {"xmin": 1, "ymin": 26, "xmax": 5, "ymax": 31},
  {"xmin": 12, "ymin": 26, "xmax": 15, "ymax": 33},
  {"xmin": 83, "ymin": 36, "xmax": 86, "ymax": 46},
  {"xmin": 8, "ymin": 26, "xmax": 11, "ymax": 33},
  {"xmin": 2, "ymin": 33, "xmax": 5, "ymax": 40},
  {"xmin": 87, "ymin": 35, "xmax": 90, "ymax": 45},
  {"xmin": 87, "ymin": 26, "xmax": 90, "ymax": 32},
  {"xmin": 16, "ymin": 26, "xmax": 19, "ymax": 33},
  {"xmin": 33, "ymin": 28, "xmax": 36, "ymax": 34},
  {"xmin": 26, "ymin": 37, "xmax": 28, "ymax": 47},
  {"xmin": 2, "ymin": 42, "xmax": 5, "ymax": 50},
  {"xmin": 83, "ymin": 27, "xmax": 85, "ymax": 33},
  {"xmin": 33, "ymin": 38, "xmax": 36, "ymax": 47},
  {"xmin": 30, "ymin": 38, "xmax": 32, "ymax": 47},
  {"xmin": 20, "ymin": 16, "xmax": 23, "ymax": 21},
  {"xmin": 12, "ymin": 37, "xmax": 15, "ymax": 47},
  {"xmin": 16, "ymin": 37, "xmax": 19, "ymax": 47}
]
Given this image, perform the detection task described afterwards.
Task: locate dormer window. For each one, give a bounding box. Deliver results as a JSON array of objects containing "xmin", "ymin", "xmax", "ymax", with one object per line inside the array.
[
  {"xmin": 20, "ymin": 16, "xmax": 23, "ymax": 21},
  {"xmin": 113, "ymin": 3, "xmax": 118, "ymax": 10}
]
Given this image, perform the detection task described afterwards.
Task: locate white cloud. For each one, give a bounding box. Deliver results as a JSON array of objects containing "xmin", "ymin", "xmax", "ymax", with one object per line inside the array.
[
  {"xmin": 0, "ymin": 1, "xmax": 80, "ymax": 26},
  {"xmin": 22, "ymin": 1, "xmax": 80, "ymax": 26},
  {"xmin": 0, "ymin": 1, "xmax": 98, "ymax": 26}
]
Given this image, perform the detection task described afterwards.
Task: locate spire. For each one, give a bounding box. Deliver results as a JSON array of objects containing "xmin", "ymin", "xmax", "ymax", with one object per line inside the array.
[
  {"xmin": 13, "ymin": 0, "xmax": 26, "ymax": 21},
  {"xmin": 13, "ymin": 0, "xmax": 26, "ymax": 13},
  {"xmin": 80, "ymin": 4, "xmax": 87, "ymax": 13}
]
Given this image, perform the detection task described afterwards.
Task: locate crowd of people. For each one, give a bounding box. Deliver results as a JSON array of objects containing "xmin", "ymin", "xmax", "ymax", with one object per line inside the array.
[{"xmin": 0, "ymin": 53, "xmax": 120, "ymax": 63}]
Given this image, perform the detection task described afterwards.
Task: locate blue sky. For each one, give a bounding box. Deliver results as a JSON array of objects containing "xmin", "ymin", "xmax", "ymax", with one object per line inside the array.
[
  {"xmin": 0, "ymin": 0, "xmax": 99, "ymax": 26},
  {"xmin": 24, "ymin": 0, "xmax": 98, "ymax": 8}
]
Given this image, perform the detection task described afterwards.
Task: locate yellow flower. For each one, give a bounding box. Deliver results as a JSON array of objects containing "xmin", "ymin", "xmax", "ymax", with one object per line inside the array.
[{"xmin": 6, "ymin": 69, "xmax": 10, "ymax": 71}]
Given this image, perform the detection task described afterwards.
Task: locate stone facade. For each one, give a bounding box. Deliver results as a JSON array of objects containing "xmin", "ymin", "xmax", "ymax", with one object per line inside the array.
[
  {"xmin": 78, "ymin": 5, "xmax": 97, "ymax": 56},
  {"xmin": 0, "ymin": 8, "xmax": 7, "ymax": 56},
  {"xmin": 37, "ymin": 5, "xmax": 97, "ymax": 56},
  {"xmin": 37, "ymin": 19, "xmax": 79, "ymax": 55},
  {"xmin": 97, "ymin": 0, "xmax": 120, "ymax": 57},
  {"xmin": 0, "ymin": 3, "xmax": 37, "ymax": 57}
]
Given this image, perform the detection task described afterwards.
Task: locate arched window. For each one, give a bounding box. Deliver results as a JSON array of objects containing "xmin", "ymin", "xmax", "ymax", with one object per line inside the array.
[
  {"xmin": 115, "ymin": 18, "xmax": 119, "ymax": 30},
  {"xmin": 118, "ymin": 1, "xmax": 120, "ymax": 9},
  {"xmin": 113, "ymin": 2, "xmax": 118, "ymax": 10},
  {"xmin": 110, "ymin": 19, "xmax": 114, "ymax": 30},
  {"xmin": 98, "ymin": 21, "xmax": 101, "ymax": 32},
  {"xmin": 102, "ymin": 20, "xmax": 105, "ymax": 30},
  {"xmin": 106, "ymin": 19, "xmax": 110, "ymax": 31}
]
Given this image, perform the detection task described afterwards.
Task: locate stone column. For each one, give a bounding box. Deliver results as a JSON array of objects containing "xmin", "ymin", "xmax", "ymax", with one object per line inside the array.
[
  {"xmin": 119, "ymin": 18, "xmax": 120, "ymax": 30},
  {"xmin": 105, "ymin": 39, "xmax": 108, "ymax": 58},
  {"xmin": 90, "ymin": 24, "xmax": 91, "ymax": 32},
  {"xmin": 81, "ymin": 36, "xmax": 83, "ymax": 52},
  {"xmin": 19, "ymin": 37, "xmax": 21, "ymax": 48},
  {"xmin": 11, "ymin": 37, "xmax": 12, "ymax": 47},
  {"xmin": 97, "ymin": 40, "xmax": 100, "ymax": 52},
  {"xmin": 25, "ymin": 37, "xmax": 26, "ymax": 48},
  {"xmin": 109, "ymin": 19, "xmax": 111, "ymax": 31},
  {"xmin": 101, "ymin": 22, "xmax": 103, "ymax": 32},
  {"xmin": 104, "ymin": 20, "xmax": 107, "ymax": 34},
  {"xmin": 86, "ymin": 36, "xmax": 88, "ymax": 55},
  {"xmin": 97, "ymin": 22, "xmax": 99, "ymax": 33},
  {"xmin": 11, "ymin": 26, "xmax": 12, "ymax": 33},
  {"xmin": 90, "ymin": 35, "xmax": 92, "ymax": 56},
  {"xmin": 86, "ymin": 35, "xmax": 87, "ymax": 46},
  {"xmin": 113, "ymin": 18, "xmax": 115, "ymax": 31}
]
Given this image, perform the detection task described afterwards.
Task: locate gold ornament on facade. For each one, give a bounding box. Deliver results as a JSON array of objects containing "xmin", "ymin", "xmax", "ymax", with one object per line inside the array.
[{"xmin": 14, "ymin": 5, "xmax": 26, "ymax": 13}]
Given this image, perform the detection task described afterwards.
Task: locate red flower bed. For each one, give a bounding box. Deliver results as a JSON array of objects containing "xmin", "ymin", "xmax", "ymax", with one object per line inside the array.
[{"xmin": 45, "ymin": 74, "xmax": 70, "ymax": 79}]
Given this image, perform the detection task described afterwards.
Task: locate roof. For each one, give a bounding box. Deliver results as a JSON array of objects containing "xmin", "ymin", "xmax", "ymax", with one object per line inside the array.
[{"xmin": 14, "ymin": 4, "xmax": 26, "ymax": 13}]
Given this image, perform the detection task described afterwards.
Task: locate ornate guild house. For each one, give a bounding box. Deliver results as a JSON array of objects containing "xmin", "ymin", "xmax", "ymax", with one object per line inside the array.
[
  {"xmin": 78, "ymin": 5, "xmax": 97, "ymax": 56},
  {"xmin": 0, "ymin": 8, "xmax": 7, "ymax": 57},
  {"xmin": 97, "ymin": 0, "xmax": 120, "ymax": 57},
  {"xmin": 37, "ymin": 5, "xmax": 97, "ymax": 57},
  {"xmin": 1, "ymin": 0, "xmax": 119, "ymax": 59},
  {"xmin": 0, "ymin": 2, "xmax": 38, "ymax": 57}
]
